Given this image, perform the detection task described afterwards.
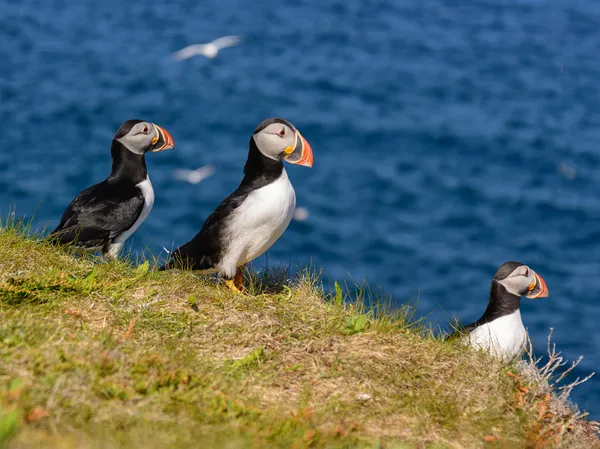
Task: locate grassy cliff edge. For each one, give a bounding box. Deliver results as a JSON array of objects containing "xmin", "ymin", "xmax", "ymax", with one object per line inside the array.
[{"xmin": 0, "ymin": 225, "xmax": 598, "ymax": 448}]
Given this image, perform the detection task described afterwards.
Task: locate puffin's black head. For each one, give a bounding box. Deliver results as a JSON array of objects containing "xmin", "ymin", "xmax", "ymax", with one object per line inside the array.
[
  {"xmin": 492, "ymin": 261, "xmax": 549, "ymax": 299},
  {"xmin": 114, "ymin": 120, "xmax": 175, "ymax": 155},
  {"xmin": 251, "ymin": 118, "xmax": 313, "ymax": 167}
]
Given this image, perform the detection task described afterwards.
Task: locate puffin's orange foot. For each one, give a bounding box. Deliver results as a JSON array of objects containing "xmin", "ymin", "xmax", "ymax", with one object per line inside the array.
[
  {"xmin": 223, "ymin": 267, "xmax": 245, "ymax": 294},
  {"xmin": 224, "ymin": 279, "xmax": 243, "ymax": 294}
]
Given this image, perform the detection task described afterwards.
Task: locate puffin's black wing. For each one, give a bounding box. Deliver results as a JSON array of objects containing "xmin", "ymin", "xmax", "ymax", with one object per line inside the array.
[
  {"xmin": 50, "ymin": 180, "xmax": 144, "ymax": 250},
  {"xmin": 161, "ymin": 190, "xmax": 249, "ymax": 271}
]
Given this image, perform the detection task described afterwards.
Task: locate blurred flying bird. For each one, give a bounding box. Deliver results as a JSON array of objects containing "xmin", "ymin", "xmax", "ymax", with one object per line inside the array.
[
  {"xmin": 173, "ymin": 165, "xmax": 216, "ymax": 184},
  {"xmin": 557, "ymin": 162, "xmax": 577, "ymax": 180},
  {"xmin": 293, "ymin": 207, "xmax": 309, "ymax": 222},
  {"xmin": 172, "ymin": 36, "xmax": 242, "ymax": 60}
]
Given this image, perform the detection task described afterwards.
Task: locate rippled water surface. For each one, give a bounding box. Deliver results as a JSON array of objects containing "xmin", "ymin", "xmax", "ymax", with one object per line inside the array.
[{"xmin": 2, "ymin": 0, "xmax": 600, "ymax": 416}]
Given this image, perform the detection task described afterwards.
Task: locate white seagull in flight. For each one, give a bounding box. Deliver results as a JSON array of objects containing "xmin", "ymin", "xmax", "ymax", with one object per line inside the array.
[
  {"xmin": 172, "ymin": 36, "xmax": 242, "ymax": 60},
  {"xmin": 173, "ymin": 165, "xmax": 216, "ymax": 184}
]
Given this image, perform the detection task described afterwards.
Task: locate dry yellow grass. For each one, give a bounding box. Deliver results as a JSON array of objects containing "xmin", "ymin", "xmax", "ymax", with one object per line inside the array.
[{"xmin": 0, "ymin": 223, "xmax": 598, "ymax": 448}]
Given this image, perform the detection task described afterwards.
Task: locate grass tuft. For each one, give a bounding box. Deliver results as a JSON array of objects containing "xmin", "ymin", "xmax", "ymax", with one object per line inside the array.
[{"xmin": 0, "ymin": 222, "xmax": 597, "ymax": 448}]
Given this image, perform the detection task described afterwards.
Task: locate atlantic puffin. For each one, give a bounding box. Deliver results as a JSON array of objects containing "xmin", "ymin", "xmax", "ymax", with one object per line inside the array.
[
  {"xmin": 449, "ymin": 261, "xmax": 549, "ymax": 363},
  {"xmin": 160, "ymin": 117, "xmax": 313, "ymax": 293},
  {"xmin": 50, "ymin": 120, "xmax": 174, "ymax": 258}
]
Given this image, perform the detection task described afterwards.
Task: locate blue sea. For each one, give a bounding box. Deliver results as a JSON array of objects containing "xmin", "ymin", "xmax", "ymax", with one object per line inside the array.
[{"xmin": 2, "ymin": 0, "xmax": 599, "ymax": 417}]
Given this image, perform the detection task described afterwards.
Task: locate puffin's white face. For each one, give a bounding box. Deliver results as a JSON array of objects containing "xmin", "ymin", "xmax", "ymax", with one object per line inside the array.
[
  {"xmin": 252, "ymin": 120, "xmax": 313, "ymax": 167},
  {"xmin": 495, "ymin": 263, "xmax": 549, "ymax": 299},
  {"xmin": 116, "ymin": 121, "xmax": 175, "ymax": 155}
]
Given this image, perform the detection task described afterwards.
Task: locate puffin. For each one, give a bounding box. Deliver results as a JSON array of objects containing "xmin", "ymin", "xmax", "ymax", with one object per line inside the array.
[
  {"xmin": 160, "ymin": 117, "xmax": 313, "ymax": 293},
  {"xmin": 449, "ymin": 261, "xmax": 549, "ymax": 363},
  {"xmin": 50, "ymin": 120, "xmax": 174, "ymax": 258}
]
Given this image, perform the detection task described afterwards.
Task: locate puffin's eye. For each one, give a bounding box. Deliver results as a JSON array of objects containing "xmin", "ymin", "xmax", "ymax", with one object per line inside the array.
[
  {"xmin": 523, "ymin": 268, "xmax": 529, "ymax": 277},
  {"xmin": 142, "ymin": 126, "xmax": 149, "ymax": 134},
  {"xmin": 277, "ymin": 128, "xmax": 286, "ymax": 137}
]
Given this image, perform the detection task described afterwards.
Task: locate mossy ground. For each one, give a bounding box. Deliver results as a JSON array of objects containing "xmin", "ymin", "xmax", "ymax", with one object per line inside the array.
[{"xmin": 0, "ymin": 222, "xmax": 598, "ymax": 448}]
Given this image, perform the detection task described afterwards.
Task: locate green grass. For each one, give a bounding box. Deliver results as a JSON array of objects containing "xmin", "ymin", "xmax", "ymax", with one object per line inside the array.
[{"xmin": 0, "ymin": 222, "xmax": 598, "ymax": 449}]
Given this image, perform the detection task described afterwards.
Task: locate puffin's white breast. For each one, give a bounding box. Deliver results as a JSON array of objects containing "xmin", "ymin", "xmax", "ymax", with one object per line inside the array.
[
  {"xmin": 217, "ymin": 169, "xmax": 296, "ymax": 276},
  {"xmin": 464, "ymin": 310, "xmax": 527, "ymax": 363}
]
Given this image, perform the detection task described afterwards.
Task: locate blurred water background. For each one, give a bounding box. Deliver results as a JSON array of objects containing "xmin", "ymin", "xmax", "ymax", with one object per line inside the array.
[{"xmin": 1, "ymin": 0, "xmax": 599, "ymax": 416}]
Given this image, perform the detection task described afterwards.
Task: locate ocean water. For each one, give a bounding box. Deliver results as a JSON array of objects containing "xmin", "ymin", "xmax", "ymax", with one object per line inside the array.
[{"xmin": 2, "ymin": 0, "xmax": 599, "ymax": 416}]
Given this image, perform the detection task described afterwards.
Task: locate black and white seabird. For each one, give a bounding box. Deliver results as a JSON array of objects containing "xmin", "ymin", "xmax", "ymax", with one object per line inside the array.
[
  {"xmin": 449, "ymin": 261, "xmax": 549, "ymax": 363},
  {"xmin": 160, "ymin": 117, "xmax": 313, "ymax": 293},
  {"xmin": 50, "ymin": 120, "xmax": 174, "ymax": 258}
]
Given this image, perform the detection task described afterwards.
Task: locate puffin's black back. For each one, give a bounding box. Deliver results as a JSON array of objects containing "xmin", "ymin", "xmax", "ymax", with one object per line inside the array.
[{"xmin": 50, "ymin": 180, "xmax": 145, "ymax": 251}]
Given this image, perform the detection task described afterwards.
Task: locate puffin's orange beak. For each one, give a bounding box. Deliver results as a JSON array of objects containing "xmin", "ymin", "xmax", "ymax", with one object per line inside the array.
[
  {"xmin": 526, "ymin": 270, "xmax": 549, "ymax": 299},
  {"xmin": 285, "ymin": 131, "xmax": 313, "ymax": 168},
  {"xmin": 152, "ymin": 124, "xmax": 175, "ymax": 152}
]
